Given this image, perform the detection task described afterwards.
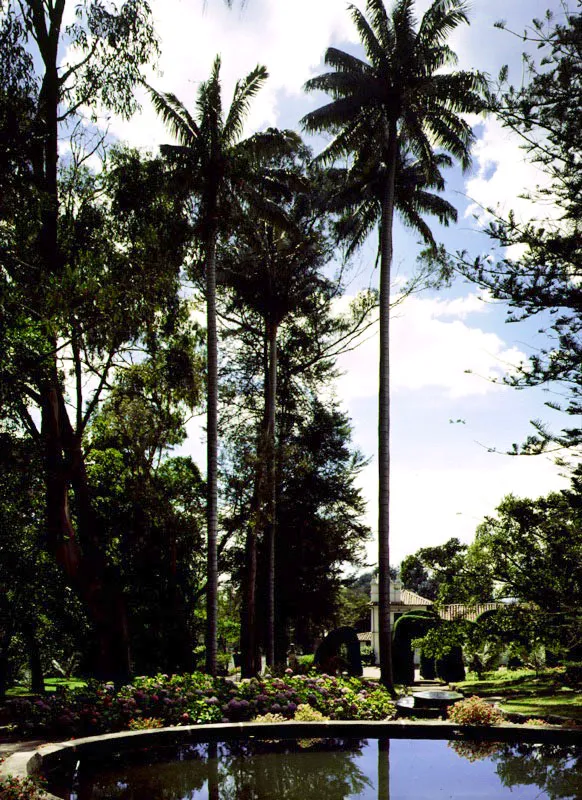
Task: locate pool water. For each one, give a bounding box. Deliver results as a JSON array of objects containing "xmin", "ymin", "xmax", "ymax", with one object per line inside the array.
[{"xmin": 47, "ymin": 736, "xmax": 582, "ymax": 799}]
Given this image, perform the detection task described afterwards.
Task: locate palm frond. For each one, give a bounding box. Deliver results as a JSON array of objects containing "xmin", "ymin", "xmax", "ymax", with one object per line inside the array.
[
  {"xmin": 391, "ymin": 0, "xmax": 418, "ymax": 65},
  {"xmin": 324, "ymin": 46, "xmax": 373, "ymax": 76},
  {"xmin": 197, "ymin": 55, "xmax": 224, "ymax": 149},
  {"xmin": 223, "ymin": 64, "xmax": 269, "ymax": 146},
  {"xmin": 422, "ymin": 106, "xmax": 474, "ymax": 170},
  {"xmin": 348, "ymin": 5, "xmax": 385, "ymax": 67},
  {"xmin": 235, "ymin": 127, "xmax": 302, "ymax": 162},
  {"xmin": 418, "ymin": 0, "xmax": 470, "ymax": 48},
  {"xmin": 365, "ymin": 0, "xmax": 395, "ymax": 54},
  {"xmin": 337, "ymin": 198, "xmax": 379, "ymax": 257},
  {"xmin": 145, "ymin": 85, "xmax": 200, "ymax": 145},
  {"xmin": 404, "ymin": 188, "xmax": 457, "ymax": 227}
]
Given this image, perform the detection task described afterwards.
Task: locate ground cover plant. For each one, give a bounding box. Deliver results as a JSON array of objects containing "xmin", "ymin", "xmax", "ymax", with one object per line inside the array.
[{"xmin": 5, "ymin": 672, "xmax": 395, "ymax": 739}]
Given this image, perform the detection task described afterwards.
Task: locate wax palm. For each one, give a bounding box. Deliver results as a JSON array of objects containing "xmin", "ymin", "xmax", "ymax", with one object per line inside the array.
[
  {"xmin": 302, "ymin": 0, "xmax": 487, "ymax": 691},
  {"xmin": 148, "ymin": 57, "xmax": 299, "ymax": 676}
]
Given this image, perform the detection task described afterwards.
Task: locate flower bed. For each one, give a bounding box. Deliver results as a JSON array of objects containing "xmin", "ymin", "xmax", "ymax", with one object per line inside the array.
[{"xmin": 6, "ymin": 672, "xmax": 395, "ymax": 739}]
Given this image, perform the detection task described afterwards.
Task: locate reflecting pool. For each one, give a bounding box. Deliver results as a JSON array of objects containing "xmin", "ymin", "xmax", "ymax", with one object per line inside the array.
[{"xmin": 46, "ymin": 737, "xmax": 582, "ymax": 800}]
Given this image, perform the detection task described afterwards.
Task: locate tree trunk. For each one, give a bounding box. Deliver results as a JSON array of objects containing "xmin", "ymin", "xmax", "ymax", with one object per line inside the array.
[
  {"xmin": 265, "ymin": 319, "xmax": 278, "ymax": 666},
  {"xmin": 378, "ymin": 119, "xmax": 398, "ymax": 695},
  {"xmin": 22, "ymin": 622, "xmax": 44, "ymax": 695},
  {"xmin": 0, "ymin": 625, "xmax": 14, "ymax": 701},
  {"xmin": 205, "ymin": 232, "xmax": 219, "ymax": 676},
  {"xmin": 378, "ymin": 738, "xmax": 390, "ymax": 800},
  {"xmin": 42, "ymin": 380, "xmax": 131, "ymax": 683},
  {"xmin": 240, "ymin": 357, "xmax": 268, "ymax": 678}
]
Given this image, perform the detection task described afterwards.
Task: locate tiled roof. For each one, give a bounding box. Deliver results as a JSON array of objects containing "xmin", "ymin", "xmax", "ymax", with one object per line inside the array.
[
  {"xmin": 438, "ymin": 602, "xmax": 501, "ymax": 622},
  {"xmin": 401, "ymin": 589, "xmax": 432, "ymax": 606}
]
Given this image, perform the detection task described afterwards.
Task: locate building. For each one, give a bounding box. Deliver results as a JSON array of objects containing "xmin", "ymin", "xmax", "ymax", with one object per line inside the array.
[{"xmin": 365, "ymin": 577, "xmax": 500, "ymax": 665}]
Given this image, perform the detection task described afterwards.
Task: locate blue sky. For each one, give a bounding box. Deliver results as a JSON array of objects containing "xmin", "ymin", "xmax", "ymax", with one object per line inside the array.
[{"xmin": 93, "ymin": 0, "xmax": 573, "ymax": 567}]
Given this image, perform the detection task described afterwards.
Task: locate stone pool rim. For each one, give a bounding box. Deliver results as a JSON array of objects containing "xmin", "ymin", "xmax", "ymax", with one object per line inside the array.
[{"xmin": 2, "ymin": 720, "xmax": 580, "ymax": 800}]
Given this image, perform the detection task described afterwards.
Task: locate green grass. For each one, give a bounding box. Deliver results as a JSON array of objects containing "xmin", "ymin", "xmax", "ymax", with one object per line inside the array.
[
  {"xmin": 500, "ymin": 692, "xmax": 582, "ymax": 723},
  {"xmin": 452, "ymin": 667, "xmax": 582, "ymax": 723},
  {"xmin": 454, "ymin": 668, "xmax": 560, "ymax": 697},
  {"xmin": 6, "ymin": 677, "xmax": 86, "ymax": 697}
]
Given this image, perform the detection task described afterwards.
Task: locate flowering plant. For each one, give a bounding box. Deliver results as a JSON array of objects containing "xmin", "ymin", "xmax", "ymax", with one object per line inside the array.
[
  {"xmin": 447, "ymin": 696, "xmax": 504, "ymax": 726},
  {"xmin": 6, "ymin": 672, "xmax": 395, "ymax": 738},
  {"xmin": 0, "ymin": 775, "xmax": 47, "ymax": 799}
]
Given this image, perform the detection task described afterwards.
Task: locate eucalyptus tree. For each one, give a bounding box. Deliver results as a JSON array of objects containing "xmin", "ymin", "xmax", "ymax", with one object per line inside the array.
[
  {"xmin": 302, "ymin": 0, "xmax": 487, "ymax": 690},
  {"xmin": 147, "ymin": 58, "xmax": 300, "ymax": 675},
  {"xmin": 0, "ymin": 1, "xmax": 164, "ymax": 681}
]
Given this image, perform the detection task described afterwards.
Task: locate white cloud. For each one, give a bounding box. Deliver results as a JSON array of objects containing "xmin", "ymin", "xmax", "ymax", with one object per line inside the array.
[
  {"xmin": 361, "ymin": 452, "xmax": 567, "ymax": 566},
  {"xmin": 336, "ymin": 292, "xmax": 525, "ymax": 401},
  {"xmin": 465, "ymin": 117, "xmax": 557, "ymax": 231},
  {"xmin": 106, "ymin": 0, "xmax": 357, "ymax": 149}
]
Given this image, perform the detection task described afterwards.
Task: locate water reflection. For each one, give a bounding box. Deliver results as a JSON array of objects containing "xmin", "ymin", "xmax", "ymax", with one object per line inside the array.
[
  {"xmin": 49, "ymin": 736, "xmax": 581, "ymax": 800},
  {"xmin": 451, "ymin": 741, "xmax": 582, "ymax": 800}
]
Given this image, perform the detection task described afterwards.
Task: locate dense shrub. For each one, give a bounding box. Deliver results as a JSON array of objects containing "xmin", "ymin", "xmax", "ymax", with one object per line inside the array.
[
  {"xmin": 560, "ymin": 661, "xmax": 582, "ymax": 687},
  {"xmin": 6, "ymin": 672, "xmax": 395, "ymax": 738},
  {"xmin": 420, "ymin": 652, "xmax": 436, "ymax": 680},
  {"xmin": 436, "ymin": 646, "xmax": 465, "ymax": 683},
  {"xmin": 447, "ymin": 696, "xmax": 504, "ymax": 726}
]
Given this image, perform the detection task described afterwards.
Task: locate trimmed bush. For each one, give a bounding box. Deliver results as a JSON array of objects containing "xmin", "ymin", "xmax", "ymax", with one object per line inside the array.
[
  {"xmin": 561, "ymin": 661, "xmax": 582, "ymax": 687},
  {"xmin": 393, "ymin": 611, "xmax": 439, "ymax": 685},
  {"xmin": 420, "ymin": 652, "xmax": 436, "ymax": 680},
  {"xmin": 314, "ymin": 627, "xmax": 363, "ymax": 676},
  {"xmin": 436, "ymin": 646, "xmax": 466, "ymax": 683}
]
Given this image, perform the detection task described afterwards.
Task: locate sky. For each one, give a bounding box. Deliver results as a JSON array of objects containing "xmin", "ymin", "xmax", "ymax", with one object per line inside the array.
[{"xmin": 90, "ymin": 0, "xmax": 573, "ymax": 568}]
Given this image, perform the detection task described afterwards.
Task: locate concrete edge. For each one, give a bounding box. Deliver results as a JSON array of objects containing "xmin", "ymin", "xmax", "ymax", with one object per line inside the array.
[{"xmin": 1, "ymin": 720, "xmax": 580, "ymax": 800}]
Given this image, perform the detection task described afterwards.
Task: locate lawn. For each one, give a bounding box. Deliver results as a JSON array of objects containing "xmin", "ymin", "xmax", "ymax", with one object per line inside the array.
[
  {"xmin": 6, "ymin": 677, "xmax": 87, "ymax": 697},
  {"xmin": 452, "ymin": 667, "xmax": 582, "ymax": 723}
]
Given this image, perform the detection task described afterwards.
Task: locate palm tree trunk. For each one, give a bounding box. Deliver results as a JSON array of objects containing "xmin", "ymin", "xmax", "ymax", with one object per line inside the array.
[
  {"xmin": 205, "ymin": 233, "xmax": 219, "ymax": 676},
  {"xmin": 378, "ymin": 119, "xmax": 398, "ymax": 695},
  {"xmin": 265, "ymin": 318, "xmax": 278, "ymax": 666}
]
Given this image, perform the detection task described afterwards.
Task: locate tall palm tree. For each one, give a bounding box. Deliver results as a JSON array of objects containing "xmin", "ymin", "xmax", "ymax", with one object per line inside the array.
[
  {"xmin": 302, "ymin": 0, "xmax": 487, "ymax": 692},
  {"xmin": 148, "ymin": 57, "xmax": 298, "ymax": 676}
]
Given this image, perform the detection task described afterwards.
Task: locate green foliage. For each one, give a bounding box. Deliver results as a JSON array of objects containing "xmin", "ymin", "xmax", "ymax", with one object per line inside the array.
[
  {"xmin": 470, "ymin": 491, "xmax": 582, "ymax": 653},
  {"xmin": 447, "ymin": 696, "xmax": 504, "ymax": 726}
]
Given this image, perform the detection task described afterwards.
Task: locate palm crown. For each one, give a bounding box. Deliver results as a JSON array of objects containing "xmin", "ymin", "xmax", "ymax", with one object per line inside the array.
[
  {"xmin": 147, "ymin": 57, "xmax": 300, "ymax": 243},
  {"xmin": 302, "ymin": 0, "xmax": 487, "ymax": 177}
]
